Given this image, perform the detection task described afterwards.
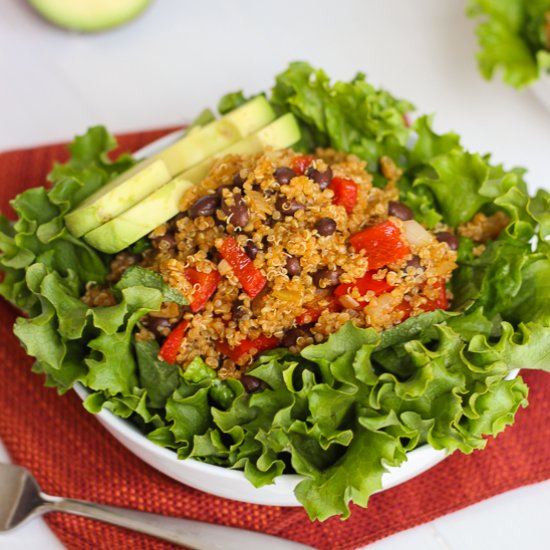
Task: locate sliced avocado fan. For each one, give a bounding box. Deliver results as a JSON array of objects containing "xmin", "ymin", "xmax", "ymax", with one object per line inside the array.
[
  {"xmin": 65, "ymin": 96, "xmax": 275, "ymax": 238},
  {"xmin": 83, "ymin": 113, "xmax": 301, "ymax": 254}
]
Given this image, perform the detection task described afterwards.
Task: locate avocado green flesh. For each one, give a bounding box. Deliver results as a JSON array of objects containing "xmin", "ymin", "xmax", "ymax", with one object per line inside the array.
[
  {"xmin": 83, "ymin": 113, "xmax": 301, "ymax": 254},
  {"xmin": 28, "ymin": 0, "xmax": 151, "ymax": 32},
  {"xmin": 225, "ymin": 113, "xmax": 301, "ymax": 155},
  {"xmin": 64, "ymin": 158, "xmax": 171, "ymax": 238},
  {"xmin": 156, "ymin": 96, "xmax": 275, "ymax": 175},
  {"xmin": 181, "ymin": 113, "xmax": 302, "ymax": 183},
  {"xmin": 64, "ymin": 96, "xmax": 275, "ymax": 238},
  {"xmin": 84, "ymin": 178, "xmax": 195, "ymax": 254}
]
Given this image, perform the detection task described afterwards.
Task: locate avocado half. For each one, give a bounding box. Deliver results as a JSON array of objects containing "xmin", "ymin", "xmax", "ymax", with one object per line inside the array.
[{"xmin": 28, "ymin": 0, "xmax": 152, "ymax": 32}]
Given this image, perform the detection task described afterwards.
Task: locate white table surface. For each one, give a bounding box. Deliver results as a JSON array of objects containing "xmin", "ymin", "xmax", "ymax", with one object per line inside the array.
[{"xmin": 0, "ymin": 0, "xmax": 549, "ymax": 548}]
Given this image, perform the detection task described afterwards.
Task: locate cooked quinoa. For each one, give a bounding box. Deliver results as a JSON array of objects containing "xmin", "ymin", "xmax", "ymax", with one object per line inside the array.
[{"xmin": 83, "ymin": 148, "xmax": 465, "ymax": 380}]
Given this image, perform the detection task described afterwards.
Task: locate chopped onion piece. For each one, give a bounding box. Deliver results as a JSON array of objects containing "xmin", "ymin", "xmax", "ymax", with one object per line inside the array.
[
  {"xmin": 217, "ymin": 259, "xmax": 232, "ymax": 276},
  {"xmin": 273, "ymin": 288, "xmax": 302, "ymax": 302},
  {"xmin": 402, "ymin": 220, "xmax": 432, "ymax": 246},
  {"xmin": 339, "ymin": 294, "xmax": 360, "ymax": 309}
]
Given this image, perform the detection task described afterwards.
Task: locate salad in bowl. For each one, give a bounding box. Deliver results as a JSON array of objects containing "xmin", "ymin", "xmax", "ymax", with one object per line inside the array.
[{"xmin": 1, "ymin": 63, "xmax": 550, "ymax": 521}]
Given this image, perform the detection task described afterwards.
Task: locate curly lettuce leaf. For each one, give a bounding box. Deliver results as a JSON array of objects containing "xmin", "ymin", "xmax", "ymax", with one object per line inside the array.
[
  {"xmin": 116, "ymin": 265, "xmax": 187, "ymax": 306},
  {"xmin": 408, "ymin": 115, "xmax": 461, "ymax": 168},
  {"xmin": 264, "ymin": 61, "xmax": 413, "ymax": 180},
  {"xmin": 414, "ymin": 150, "xmax": 493, "ymax": 227},
  {"xmin": 467, "ymin": 0, "xmax": 550, "ymax": 88},
  {"xmin": 135, "ymin": 339, "xmax": 180, "ymax": 409},
  {"xmin": 0, "ymin": 126, "xmax": 136, "ymax": 313},
  {"xmin": 48, "ymin": 125, "xmax": 135, "ymax": 208},
  {"xmin": 150, "ymin": 319, "xmax": 536, "ymax": 520}
]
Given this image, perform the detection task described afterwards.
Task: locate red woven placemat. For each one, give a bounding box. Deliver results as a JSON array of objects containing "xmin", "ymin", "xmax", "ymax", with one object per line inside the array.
[{"xmin": 0, "ymin": 131, "xmax": 549, "ymax": 550}]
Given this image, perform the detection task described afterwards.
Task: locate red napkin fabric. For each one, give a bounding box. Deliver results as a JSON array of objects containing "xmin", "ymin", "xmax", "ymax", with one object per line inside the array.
[{"xmin": 0, "ymin": 131, "xmax": 549, "ymax": 550}]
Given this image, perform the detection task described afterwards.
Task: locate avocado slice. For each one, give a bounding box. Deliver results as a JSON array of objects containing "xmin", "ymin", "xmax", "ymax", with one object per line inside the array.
[
  {"xmin": 28, "ymin": 0, "xmax": 151, "ymax": 32},
  {"xmin": 65, "ymin": 158, "xmax": 171, "ymax": 239},
  {"xmin": 84, "ymin": 113, "xmax": 300, "ymax": 254},
  {"xmin": 83, "ymin": 177, "xmax": 194, "ymax": 254},
  {"xmin": 65, "ymin": 96, "xmax": 275, "ymax": 238},
  {"xmin": 156, "ymin": 96, "xmax": 274, "ymax": 176},
  {"xmin": 180, "ymin": 113, "xmax": 302, "ymax": 186}
]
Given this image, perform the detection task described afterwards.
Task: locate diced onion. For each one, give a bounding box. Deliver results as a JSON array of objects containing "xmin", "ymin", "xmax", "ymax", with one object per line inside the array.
[
  {"xmin": 273, "ymin": 288, "xmax": 302, "ymax": 302},
  {"xmin": 217, "ymin": 259, "xmax": 233, "ymax": 276},
  {"xmin": 402, "ymin": 220, "xmax": 432, "ymax": 246},
  {"xmin": 339, "ymin": 294, "xmax": 360, "ymax": 309}
]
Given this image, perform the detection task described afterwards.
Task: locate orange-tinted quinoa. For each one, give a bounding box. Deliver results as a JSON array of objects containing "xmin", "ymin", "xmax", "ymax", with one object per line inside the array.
[{"xmin": 86, "ymin": 148, "xmax": 461, "ymax": 380}]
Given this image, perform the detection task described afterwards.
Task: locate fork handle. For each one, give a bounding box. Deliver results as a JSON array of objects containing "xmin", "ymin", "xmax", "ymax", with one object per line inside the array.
[{"xmin": 40, "ymin": 494, "xmax": 312, "ymax": 550}]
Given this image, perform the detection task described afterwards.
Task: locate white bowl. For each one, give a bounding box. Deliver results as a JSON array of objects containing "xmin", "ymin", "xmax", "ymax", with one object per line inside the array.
[
  {"xmin": 70, "ymin": 130, "xmax": 453, "ymax": 506},
  {"xmin": 531, "ymin": 72, "xmax": 550, "ymax": 113},
  {"xmin": 74, "ymin": 384, "xmax": 448, "ymax": 506}
]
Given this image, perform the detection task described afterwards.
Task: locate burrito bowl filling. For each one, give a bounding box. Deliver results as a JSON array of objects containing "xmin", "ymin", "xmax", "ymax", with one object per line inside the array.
[{"xmin": 82, "ymin": 147, "xmax": 491, "ymax": 383}]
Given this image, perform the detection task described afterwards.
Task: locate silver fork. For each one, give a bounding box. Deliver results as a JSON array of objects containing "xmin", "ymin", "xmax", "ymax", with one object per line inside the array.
[{"xmin": 0, "ymin": 463, "xmax": 314, "ymax": 550}]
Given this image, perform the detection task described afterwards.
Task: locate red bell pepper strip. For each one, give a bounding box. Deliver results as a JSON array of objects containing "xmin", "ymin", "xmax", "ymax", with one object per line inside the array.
[
  {"xmin": 292, "ymin": 154, "xmax": 314, "ymax": 175},
  {"xmin": 396, "ymin": 300, "xmax": 413, "ymax": 321},
  {"xmin": 295, "ymin": 306, "xmax": 324, "ymax": 326},
  {"xmin": 295, "ymin": 307, "xmax": 323, "ymax": 326},
  {"xmin": 421, "ymin": 280, "xmax": 449, "ymax": 312},
  {"xmin": 159, "ymin": 319, "xmax": 189, "ymax": 364},
  {"xmin": 218, "ymin": 334, "xmax": 279, "ymax": 363},
  {"xmin": 184, "ymin": 268, "xmax": 220, "ymax": 313},
  {"xmin": 335, "ymin": 271, "xmax": 393, "ymax": 302},
  {"xmin": 349, "ymin": 220, "xmax": 411, "ymax": 270},
  {"xmin": 218, "ymin": 237, "xmax": 266, "ymax": 298},
  {"xmin": 295, "ymin": 297, "xmax": 340, "ymax": 325},
  {"xmin": 329, "ymin": 177, "xmax": 358, "ymax": 214},
  {"xmin": 398, "ymin": 280, "xmax": 449, "ymax": 321}
]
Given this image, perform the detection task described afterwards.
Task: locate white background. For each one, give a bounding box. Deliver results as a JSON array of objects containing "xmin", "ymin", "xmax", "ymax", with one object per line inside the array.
[{"xmin": 1, "ymin": 0, "xmax": 549, "ymax": 548}]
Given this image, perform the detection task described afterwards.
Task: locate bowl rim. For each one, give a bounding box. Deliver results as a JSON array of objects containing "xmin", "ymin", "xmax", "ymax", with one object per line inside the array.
[{"xmin": 73, "ymin": 383, "xmax": 304, "ymax": 483}]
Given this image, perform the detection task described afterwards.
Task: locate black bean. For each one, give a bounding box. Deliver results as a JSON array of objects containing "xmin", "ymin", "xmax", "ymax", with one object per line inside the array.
[
  {"xmin": 244, "ymin": 240, "xmax": 259, "ymax": 260},
  {"xmin": 127, "ymin": 252, "xmax": 143, "ymax": 263},
  {"xmin": 436, "ymin": 231, "xmax": 459, "ymax": 251},
  {"xmin": 153, "ymin": 232, "xmax": 176, "ymax": 250},
  {"xmin": 275, "ymin": 196, "xmax": 305, "ymax": 216},
  {"xmin": 388, "ymin": 201, "xmax": 414, "ymax": 221},
  {"xmin": 232, "ymin": 301, "xmax": 249, "ymax": 321},
  {"xmin": 168, "ymin": 213, "xmax": 185, "ymax": 232},
  {"xmin": 286, "ymin": 256, "xmax": 302, "ymax": 277},
  {"xmin": 274, "ymin": 167, "xmax": 297, "ymax": 185},
  {"xmin": 222, "ymin": 193, "xmax": 249, "ymax": 228},
  {"xmin": 208, "ymin": 248, "xmax": 219, "ymax": 263},
  {"xmin": 406, "ymin": 255, "xmax": 425, "ymax": 271},
  {"xmin": 142, "ymin": 316, "xmax": 177, "ymax": 337},
  {"xmin": 241, "ymin": 374, "xmax": 265, "ymax": 393},
  {"xmin": 314, "ymin": 217, "xmax": 337, "ymax": 236},
  {"xmin": 173, "ymin": 211, "xmax": 187, "ymax": 223},
  {"xmin": 189, "ymin": 194, "xmax": 219, "ymax": 219},
  {"xmin": 233, "ymin": 172, "xmax": 247, "ymax": 186},
  {"xmin": 216, "ymin": 183, "xmax": 235, "ymax": 197},
  {"xmin": 306, "ymin": 166, "xmax": 333, "ymax": 190},
  {"xmin": 312, "ymin": 267, "xmax": 343, "ymax": 288},
  {"xmin": 281, "ymin": 327, "xmax": 312, "ymax": 348}
]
